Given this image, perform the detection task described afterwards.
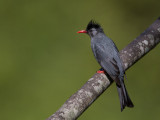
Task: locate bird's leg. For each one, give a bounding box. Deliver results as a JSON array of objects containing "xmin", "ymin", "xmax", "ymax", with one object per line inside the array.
[{"xmin": 97, "ymin": 68, "xmax": 105, "ymax": 74}]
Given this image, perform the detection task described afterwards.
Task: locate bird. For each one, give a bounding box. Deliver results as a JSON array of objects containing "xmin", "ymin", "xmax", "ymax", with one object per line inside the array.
[{"xmin": 77, "ymin": 20, "xmax": 134, "ymax": 111}]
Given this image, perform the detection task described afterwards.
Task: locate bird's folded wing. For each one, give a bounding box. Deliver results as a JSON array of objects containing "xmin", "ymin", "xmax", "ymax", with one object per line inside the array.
[{"xmin": 93, "ymin": 44, "xmax": 121, "ymax": 85}]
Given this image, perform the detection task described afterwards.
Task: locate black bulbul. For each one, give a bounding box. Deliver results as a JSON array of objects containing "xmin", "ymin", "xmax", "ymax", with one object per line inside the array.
[{"xmin": 77, "ymin": 20, "xmax": 134, "ymax": 111}]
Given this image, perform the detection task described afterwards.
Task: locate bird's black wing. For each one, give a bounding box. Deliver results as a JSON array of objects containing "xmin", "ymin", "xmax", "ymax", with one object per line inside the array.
[{"xmin": 92, "ymin": 44, "xmax": 122, "ymax": 86}]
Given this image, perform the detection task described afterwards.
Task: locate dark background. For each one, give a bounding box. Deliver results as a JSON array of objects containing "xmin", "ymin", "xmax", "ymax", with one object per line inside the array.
[{"xmin": 0, "ymin": 0, "xmax": 160, "ymax": 120}]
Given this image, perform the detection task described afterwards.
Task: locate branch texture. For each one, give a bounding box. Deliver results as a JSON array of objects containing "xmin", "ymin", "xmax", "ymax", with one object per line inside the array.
[{"xmin": 47, "ymin": 18, "xmax": 160, "ymax": 120}]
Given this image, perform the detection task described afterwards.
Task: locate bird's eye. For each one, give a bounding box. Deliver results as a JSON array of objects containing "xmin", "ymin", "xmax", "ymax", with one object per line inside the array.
[{"xmin": 89, "ymin": 30, "xmax": 92, "ymax": 32}]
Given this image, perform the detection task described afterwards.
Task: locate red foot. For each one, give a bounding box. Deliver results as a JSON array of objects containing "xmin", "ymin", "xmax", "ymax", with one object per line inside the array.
[{"xmin": 97, "ymin": 70, "xmax": 105, "ymax": 74}]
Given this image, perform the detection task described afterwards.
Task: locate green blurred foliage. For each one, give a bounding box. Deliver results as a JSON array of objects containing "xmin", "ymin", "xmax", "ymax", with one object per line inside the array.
[{"xmin": 0, "ymin": 0, "xmax": 160, "ymax": 120}]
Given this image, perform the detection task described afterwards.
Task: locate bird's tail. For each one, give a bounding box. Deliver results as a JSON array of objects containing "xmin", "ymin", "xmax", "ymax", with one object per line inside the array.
[{"xmin": 117, "ymin": 82, "xmax": 134, "ymax": 111}]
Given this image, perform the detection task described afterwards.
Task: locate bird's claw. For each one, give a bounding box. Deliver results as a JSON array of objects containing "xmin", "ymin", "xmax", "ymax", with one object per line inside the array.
[{"xmin": 97, "ymin": 70, "xmax": 105, "ymax": 74}]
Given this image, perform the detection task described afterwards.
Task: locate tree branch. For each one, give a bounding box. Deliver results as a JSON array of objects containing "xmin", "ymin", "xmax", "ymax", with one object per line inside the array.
[{"xmin": 47, "ymin": 18, "xmax": 160, "ymax": 120}]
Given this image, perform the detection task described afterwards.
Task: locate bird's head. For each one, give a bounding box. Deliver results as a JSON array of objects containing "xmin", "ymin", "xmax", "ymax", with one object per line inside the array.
[{"xmin": 77, "ymin": 20, "xmax": 103, "ymax": 37}]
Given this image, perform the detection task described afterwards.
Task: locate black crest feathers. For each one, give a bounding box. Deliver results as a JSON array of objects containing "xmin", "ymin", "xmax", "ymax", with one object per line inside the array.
[{"xmin": 86, "ymin": 20, "xmax": 101, "ymax": 31}]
